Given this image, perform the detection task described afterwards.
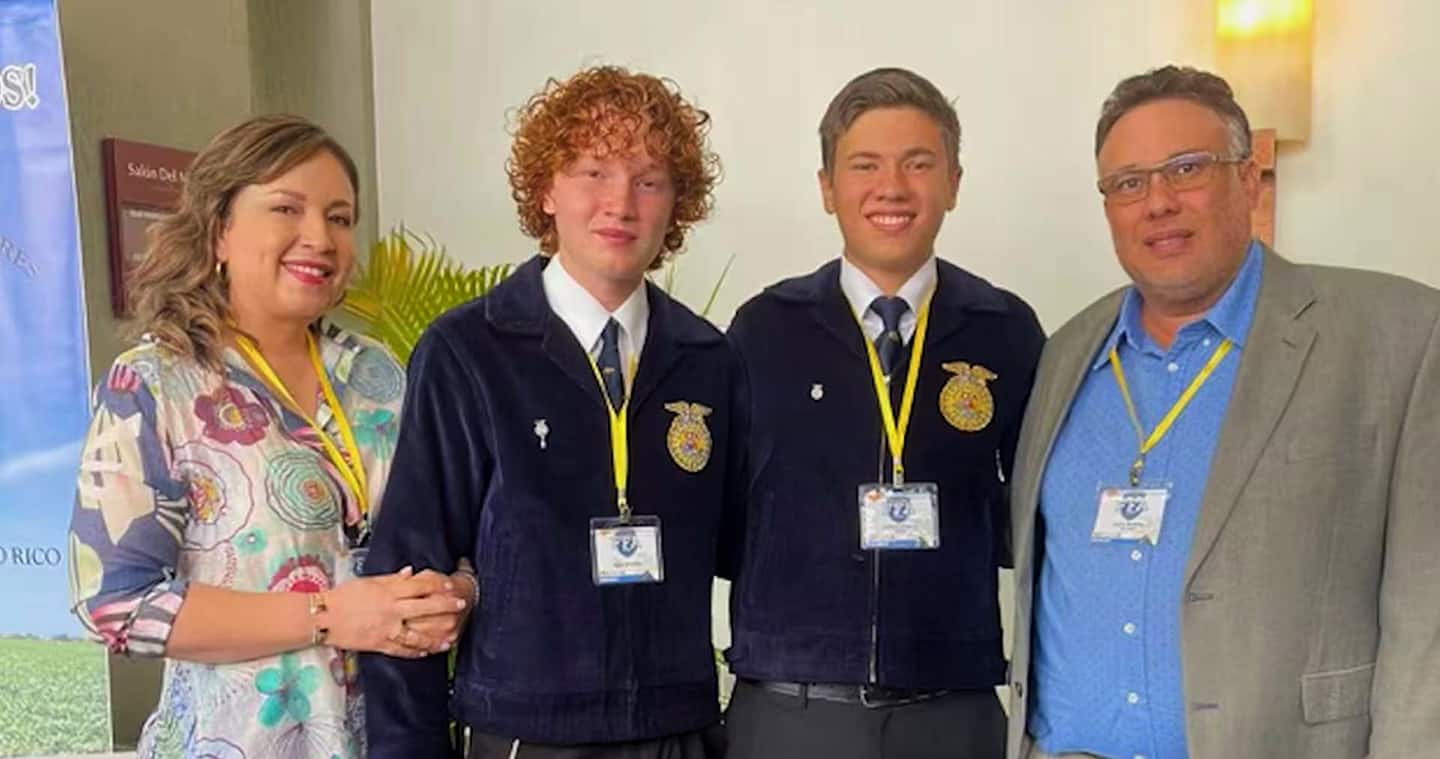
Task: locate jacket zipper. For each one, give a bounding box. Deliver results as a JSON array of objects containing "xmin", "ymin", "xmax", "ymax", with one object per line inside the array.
[{"xmin": 869, "ymin": 378, "xmax": 890, "ymax": 685}]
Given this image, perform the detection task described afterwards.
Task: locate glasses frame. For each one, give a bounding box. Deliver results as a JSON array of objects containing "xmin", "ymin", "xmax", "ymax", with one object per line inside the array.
[{"xmin": 1097, "ymin": 150, "xmax": 1251, "ymax": 205}]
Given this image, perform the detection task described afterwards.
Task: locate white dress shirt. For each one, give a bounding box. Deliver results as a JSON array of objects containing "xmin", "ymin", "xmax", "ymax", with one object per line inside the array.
[
  {"xmin": 839, "ymin": 255, "xmax": 938, "ymax": 344},
  {"xmin": 541, "ymin": 255, "xmax": 649, "ymax": 388}
]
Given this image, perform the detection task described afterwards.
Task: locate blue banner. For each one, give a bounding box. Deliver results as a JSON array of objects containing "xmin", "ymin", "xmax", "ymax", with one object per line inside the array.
[{"xmin": 0, "ymin": 0, "xmax": 111, "ymax": 754}]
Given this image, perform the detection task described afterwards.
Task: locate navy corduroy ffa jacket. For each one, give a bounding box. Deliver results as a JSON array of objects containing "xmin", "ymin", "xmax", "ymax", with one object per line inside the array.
[
  {"xmin": 360, "ymin": 255, "xmax": 743, "ymax": 755},
  {"xmin": 724, "ymin": 258, "xmax": 1044, "ymax": 690}
]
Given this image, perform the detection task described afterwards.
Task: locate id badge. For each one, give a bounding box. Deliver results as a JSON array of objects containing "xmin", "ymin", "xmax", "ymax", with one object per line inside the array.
[
  {"xmin": 858, "ymin": 483, "xmax": 940, "ymax": 550},
  {"xmin": 346, "ymin": 546, "xmax": 368, "ymax": 580},
  {"xmin": 1092, "ymin": 485, "xmax": 1169, "ymax": 544},
  {"xmin": 590, "ymin": 515, "xmax": 664, "ymax": 585}
]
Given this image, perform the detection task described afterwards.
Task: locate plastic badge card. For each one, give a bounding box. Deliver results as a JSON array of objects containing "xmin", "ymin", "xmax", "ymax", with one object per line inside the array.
[
  {"xmin": 590, "ymin": 515, "xmax": 664, "ymax": 585},
  {"xmin": 858, "ymin": 483, "xmax": 940, "ymax": 550},
  {"xmin": 1092, "ymin": 486, "xmax": 1169, "ymax": 544}
]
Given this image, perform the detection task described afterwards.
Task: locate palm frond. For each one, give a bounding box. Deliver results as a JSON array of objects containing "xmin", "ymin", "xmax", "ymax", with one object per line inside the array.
[
  {"xmin": 651, "ymin": 253, "xmax": 735, "ymax": 320},
  {"xmin": 701, "ymin": 254, "xmax": 736, "ymax": 318},
  {"xmin": 342, "ymin": 227, "xmax": 514, "ymax": 362}
]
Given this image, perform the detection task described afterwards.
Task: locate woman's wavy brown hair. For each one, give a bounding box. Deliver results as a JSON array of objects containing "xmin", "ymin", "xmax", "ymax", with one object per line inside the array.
[
  {"xmin": 506, "ymin": 66, "xmax": 721, "ymax": 268},
  {"xmin": 124, "ymin": 114, "xmax": 359, "ymax": 370}
]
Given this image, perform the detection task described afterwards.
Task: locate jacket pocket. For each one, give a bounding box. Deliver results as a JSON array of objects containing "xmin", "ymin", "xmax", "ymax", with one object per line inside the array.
[{"xmin": 1301, "ymin": 662, "xmax": 1374, "ymax": 724}]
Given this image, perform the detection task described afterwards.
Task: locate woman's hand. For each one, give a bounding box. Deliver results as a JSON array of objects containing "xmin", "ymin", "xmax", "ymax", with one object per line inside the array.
[
  {"xmin": 320, "ymin": 567, "xmax": 467, "ymax": 657},
  {"xmin": 405, "ymin": 561, "xmax": 478, "ymax": 647}
]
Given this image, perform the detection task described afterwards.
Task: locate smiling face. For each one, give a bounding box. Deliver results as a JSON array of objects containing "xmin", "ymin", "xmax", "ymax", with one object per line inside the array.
[
  {"xmin": 819, "ymin": 106, "xmax": 960, "ymax": 282},
  {"xmin": 216, "ymin": 150, "xmax": 357, "ymax": 332},
  {"xmin": 542, "ymin": 141, "xmax": 676, "ymax": 294},
  {"xmin": 1097, "ymin": 98, "xmax": 1260, "ymax": 316}
]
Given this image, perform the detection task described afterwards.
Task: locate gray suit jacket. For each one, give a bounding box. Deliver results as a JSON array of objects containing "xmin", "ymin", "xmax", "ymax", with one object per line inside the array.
[{"xmin": 1007, "ymin": 249, "xmax": 1440, "ymax": 759}]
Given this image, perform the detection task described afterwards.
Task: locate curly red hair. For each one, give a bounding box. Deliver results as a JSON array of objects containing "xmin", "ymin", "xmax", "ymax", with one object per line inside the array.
[{"xmin": 507, "ymin": 66, "xmax": 720, "ymax": 267}]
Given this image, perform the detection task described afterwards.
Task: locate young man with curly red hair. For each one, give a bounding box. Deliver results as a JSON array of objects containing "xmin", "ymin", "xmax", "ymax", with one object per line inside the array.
[{"xmin": 361, "ymin": 66, "xmax": 737, "ymax": 759}]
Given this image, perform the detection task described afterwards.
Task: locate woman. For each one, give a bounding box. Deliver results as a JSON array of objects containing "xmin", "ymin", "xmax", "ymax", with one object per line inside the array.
[{"xmin": 68, "ymin": 115, "xmax": 472, "ymax": 758}]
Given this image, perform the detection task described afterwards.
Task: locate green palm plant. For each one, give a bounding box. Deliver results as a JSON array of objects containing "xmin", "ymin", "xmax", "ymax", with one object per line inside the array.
[
  {"xmin": 654, "ymin": 252, "xmax": 735, "ymax": 320},
  {"xmin": 342, "ymin": 227, "xmax": 735, "ymax": 362},
  {"xmin": 340, "ymin": 227, "xmax": 514, "ymax": 362}
]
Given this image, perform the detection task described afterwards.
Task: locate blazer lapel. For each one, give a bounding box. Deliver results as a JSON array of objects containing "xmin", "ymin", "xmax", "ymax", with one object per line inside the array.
[
  {"xmin": 541, "ymin": 316, "xmax": 607, "ymax": 409},
  {"xmin": 1184, "ymin": 251, "xmax": 1317, "ymax": 585},
  {"xmin": 489, "ymin": 255, "xmax": 608, "ymax": 409},
  {"xmin": 923, "ymin": 259, "xmax": 1010, "ymax": 345},
  {"xmin": 761, "ymin": 260, "xmax": 867, "ymax": 360},
  {"xmin": 1015, "ymin": 292, "xmax": 1125, "ymax": 549},
  {"xmin": 628, "ymin": 282, "xmax": 682, "ymax": 413},
  {"xmin": 815, "ymin": 274, "xmax": 868, "ymax": 362}
]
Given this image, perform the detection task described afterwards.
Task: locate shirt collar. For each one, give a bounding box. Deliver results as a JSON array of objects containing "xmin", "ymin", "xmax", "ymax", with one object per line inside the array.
[
  {"xmin": 218, "ymin": 324, "xmax": 360, "ymax": 431},
  {"xmin": 1092, "ymin": 240, "xmax": 1265, "ymax": 370},
  {"xmin": 541, "ymin": 253, "xmax": 650, "ymax": 354},
  {"xmin": 1204, "ymin": 240, "xmax": 1264, "ymax": 347},
  {"xmin": 839, "ymin": 254, "xmax": 938, "ymax": 323}
]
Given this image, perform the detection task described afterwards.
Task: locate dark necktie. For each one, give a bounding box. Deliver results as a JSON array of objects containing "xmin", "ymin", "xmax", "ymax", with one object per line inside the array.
[
  {"xmin": 870, "ymin": 296, "xmax": 910, "ymax": 377},
  {"xmin": 597, "ymin": 318, "xmax": 625, "ymax": 410}
]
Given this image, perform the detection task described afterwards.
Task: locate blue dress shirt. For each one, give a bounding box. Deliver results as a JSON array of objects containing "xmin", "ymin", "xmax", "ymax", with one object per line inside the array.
[{"xmin": 1030, "ymin": 242, "xmax": 1264, "ymax": 759}]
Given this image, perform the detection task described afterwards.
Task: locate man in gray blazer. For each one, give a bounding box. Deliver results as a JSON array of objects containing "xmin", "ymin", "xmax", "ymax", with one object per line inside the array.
[{"xmin": 1007, "ymin": 65, "xmax": 1440, "ymax": 759}]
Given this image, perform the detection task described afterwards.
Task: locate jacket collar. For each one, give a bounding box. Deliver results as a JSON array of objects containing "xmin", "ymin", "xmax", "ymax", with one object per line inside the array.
[
  {"xmin": 766, "ymin": 256, "xmax": 1014, "ymax": 359},
  {"xmin": 485, "ymin": 254, "xmax": 722, "ymax": 410}
]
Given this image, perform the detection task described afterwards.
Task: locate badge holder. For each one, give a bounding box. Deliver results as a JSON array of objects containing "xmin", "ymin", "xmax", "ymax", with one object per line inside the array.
[
  {"xmin": 1097, "ymin": 338, "xmax": 1230, "ymax": 546},
  {"xmin": 343, "ymin": 546, "xmax": 369, "ymax": 582},
  {"xmin": 590, "ymin": 515, "xmax": 665, "ymax": 585},
  {"xmin": 342, "ymin": 517, "xmax": 369, "ymax": 569},
  {"xmin": 858, "ymin": 483, "xmax": 940, "ymax": 550},
  {"xmin": 1091, "ymin": 483, "xmax": 1170, "ymax": 545}
]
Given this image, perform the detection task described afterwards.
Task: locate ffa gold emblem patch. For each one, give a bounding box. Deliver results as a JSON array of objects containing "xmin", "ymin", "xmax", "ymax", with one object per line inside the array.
[
  {"xmin": 939, "ymin": 362, "xmax": 998, "ymax": 432},
  {"xmin": 663, "ymin": 401, "xmax": 713, "ymax": 473}
]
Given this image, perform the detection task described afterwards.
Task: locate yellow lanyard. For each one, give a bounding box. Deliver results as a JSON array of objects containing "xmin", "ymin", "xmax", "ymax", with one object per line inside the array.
[
  {"xmin": 858, "ymin": 296, "xmax": 932, "ymax": 486},
  {"xmin": 234, "ymin": 333, "xmax": 370, "ymax": 517},
  {"xmin": 1109, "ymin": 338, "xmax": 1233, "ymax": 486},
  {"xmin": 586, "ymin": 354, "xmax": 638, "ymax": 521}
]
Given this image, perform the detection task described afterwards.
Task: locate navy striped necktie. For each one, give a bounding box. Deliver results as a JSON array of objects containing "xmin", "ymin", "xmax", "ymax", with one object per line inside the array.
[
  {"xmin": 869, "ymin": 296, "xmax": 909, "ymax": 377},
  {"xmin": 597, "ymin": 318, "xmax": 625, "ymax": 409}
]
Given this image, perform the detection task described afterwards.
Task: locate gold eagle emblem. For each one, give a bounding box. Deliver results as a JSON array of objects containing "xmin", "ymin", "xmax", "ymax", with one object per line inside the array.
[
  {"xmin": 939, "ymin": 362, "xmax": 997, "ymax": 432},
  {"xmin": 663, "ymin": 401, "xmax": 713, "ymax": 473}
]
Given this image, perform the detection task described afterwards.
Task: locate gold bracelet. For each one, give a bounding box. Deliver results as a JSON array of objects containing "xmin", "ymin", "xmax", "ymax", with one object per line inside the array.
[{"xmin": 308, "ymin": 592, "xmax": 329, "ymax": 646}]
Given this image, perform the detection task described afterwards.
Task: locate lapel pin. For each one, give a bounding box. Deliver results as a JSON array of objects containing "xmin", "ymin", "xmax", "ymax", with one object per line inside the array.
[
  {"xmin": 534, "ymin": 419, "xmax": 549, "ymax": 450},
  {"xmin": 810, "ymin": 383, "xmax": 824, "ymax": 401}
]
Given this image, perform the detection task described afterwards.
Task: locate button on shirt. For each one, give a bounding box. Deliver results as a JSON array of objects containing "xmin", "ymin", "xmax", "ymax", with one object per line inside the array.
[
  {"xmin": 1030, "ymin": 242, "xmax": 1263, "ymax": 759},
  {"xmin": 541, "ymin": 254, "xmax": 649, "ymax": 379}
]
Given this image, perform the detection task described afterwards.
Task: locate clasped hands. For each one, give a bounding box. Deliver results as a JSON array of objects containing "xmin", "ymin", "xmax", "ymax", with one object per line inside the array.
[{"xmin": 318, "ymin": 561, "xmax": 478, "ymax": 658}]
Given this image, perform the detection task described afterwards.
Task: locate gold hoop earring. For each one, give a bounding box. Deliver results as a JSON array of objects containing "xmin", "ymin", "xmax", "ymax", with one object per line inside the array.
[{"xmin": 214, "ymin": 260, "xmax": 226, "ymax": 279}]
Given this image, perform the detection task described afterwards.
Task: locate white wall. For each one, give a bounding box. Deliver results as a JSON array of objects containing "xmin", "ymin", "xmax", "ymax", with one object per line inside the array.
[
  {"xmin": 371, "ymin": 0, "xmax": 1440, "ymax": 672},
  {"xmin": 371, "ymin": 0, "xmax": 1438, "ymax": 333},
  {"xmin": 1280, "ymin": 0, "xmax": 1440, "ymax": 278}
]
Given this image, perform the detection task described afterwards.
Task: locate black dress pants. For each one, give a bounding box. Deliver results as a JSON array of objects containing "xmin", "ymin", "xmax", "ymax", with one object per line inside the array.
[
  {"xmin": 724, "ymin": 679, "xmax": 1005, "ymax": 759},
  {"xmin": 468, "ymin": 724, "xmax": 725, "ymax": 759}
]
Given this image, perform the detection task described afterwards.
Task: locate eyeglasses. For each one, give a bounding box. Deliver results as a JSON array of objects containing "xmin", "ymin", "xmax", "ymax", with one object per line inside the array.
[{"xmin": 1097, "ymin": 151, "xmax": 1250, "ymax": 205}]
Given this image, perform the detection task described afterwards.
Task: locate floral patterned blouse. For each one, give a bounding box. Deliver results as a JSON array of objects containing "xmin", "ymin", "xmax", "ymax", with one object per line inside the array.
[{"xmin": 68, "ymin": 325, "xmax": 405, "ymax": 759}]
